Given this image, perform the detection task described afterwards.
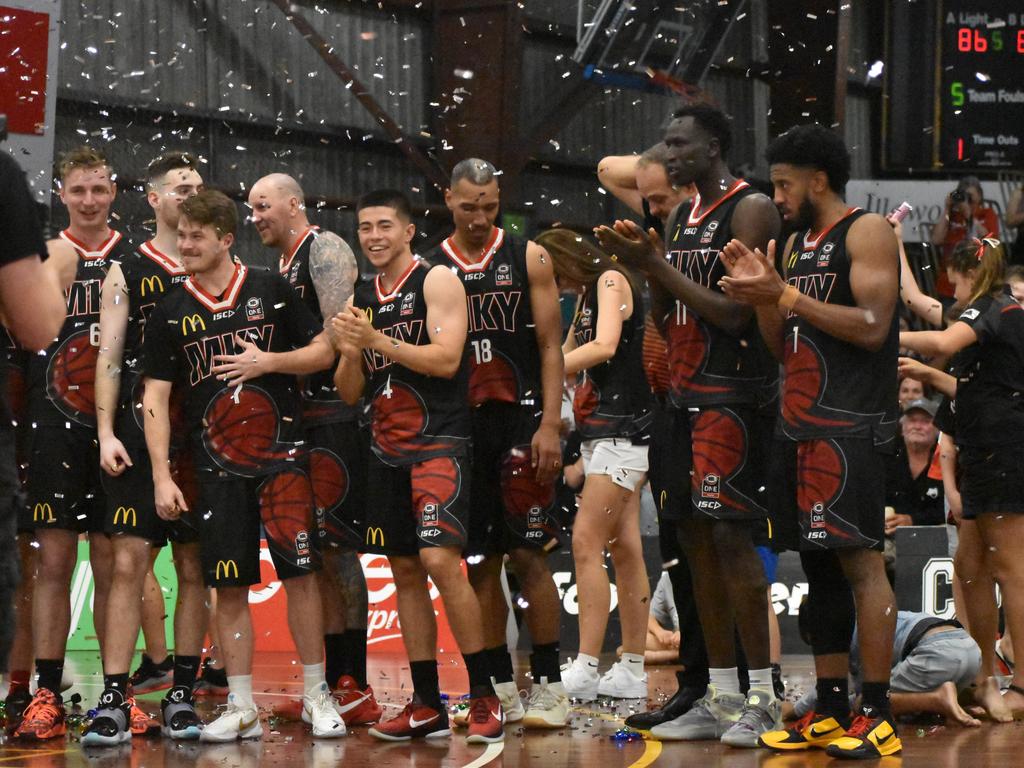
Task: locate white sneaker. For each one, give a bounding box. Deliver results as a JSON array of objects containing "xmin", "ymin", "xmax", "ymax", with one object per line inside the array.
[
  {"xmin": 597, "ymin": 661, "xmax": 647, "ymax": 699},
  {"xmin": 560, "ymin": 658, "xmax": 600, "ymax": 702},
  {"xmin": 302, "ymin": 683, "xmax": 347, "ymax": 738},
  {"xmin": 523, "ymin": 678, "xmax": 570, "ymax": 728},
  {"xmin": 199, "ymin": 694, "xmax": 263, "ymax": 742},
  {"xmin": 492, "ymin": 680, "xmax": 525, "ymax": 723}
]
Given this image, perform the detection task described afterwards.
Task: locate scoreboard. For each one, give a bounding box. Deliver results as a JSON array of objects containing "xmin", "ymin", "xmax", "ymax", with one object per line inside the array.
[{"xmin": 939, "ymin": 2, "xmax": 1024, "ymax": 169}]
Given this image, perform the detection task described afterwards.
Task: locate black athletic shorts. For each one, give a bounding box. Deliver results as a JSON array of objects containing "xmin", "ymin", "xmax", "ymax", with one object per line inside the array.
[
  {"xmin": 770, "ymin": 437, "xmax": 885, "ymax": 552},
  {"xmin": 307, "ymin": 420, "xmax": 367, "ymax": 550},
  {"xmin": 102, "ymin": 423, "xmax": 199, "ymax": 546},
  {"xmin": 194, "ymin": 468, "xmax": 321, "ymax": 588},
  {"xmin": 464, "ymin": 404, "xmax": 558, "ymax": 556},
  {"xmin": 21, "ymin": 425, "xmax": 105, "ymax": 533},
  {"xmin": 959, "ymin": 444, "xmax": 1024, "ymax": 519},
  {"xmin": 363, "ymin": 452, "xmax": 470, "ymax": 557}
]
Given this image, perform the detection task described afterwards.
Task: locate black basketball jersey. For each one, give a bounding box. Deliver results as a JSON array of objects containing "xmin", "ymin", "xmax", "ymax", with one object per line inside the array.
[
  {"xmin": 27, "ymin": 229, "xmax": 130, "ymax": 427},
  {"xmin": 949, "ymin": 286, "xmax": 1024, "ymax": 448},
  {"xmin": 278, "ymin": 226, "xmax": 356, "ymax": 424},
  {"xmin": 779, "ymin": 208, "xmax": 899, "ymax": 448},
  {"xmin": 571, "ymin": 279, "xmax": 652, "ymax": 441},
  {"xmin": 434, "ymin": 228, "xmax": 542, "ymax": 408},
  {"xmin": 116, "ymin": 240, "xmax": 189, "ymax": 431},
  {"xmin": 353, "ymin": 259, "xmax": 470, "ymax": 467},
  {"xmin": 662, "ymin": 180, "xmax": 772, "ymax": 408},
  {"xmin": 143, "ymin": 264, "xmax": 321, "ymax": 478}
]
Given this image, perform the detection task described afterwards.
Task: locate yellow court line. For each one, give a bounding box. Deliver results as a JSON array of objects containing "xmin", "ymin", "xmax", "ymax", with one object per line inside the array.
[
  {"xmin": 626, "ymin": 738, "xmax": 662, "ymax": 768},
  {"xmin": 0, "ymin": 749, "xmax": 70, "ymax": 763}
]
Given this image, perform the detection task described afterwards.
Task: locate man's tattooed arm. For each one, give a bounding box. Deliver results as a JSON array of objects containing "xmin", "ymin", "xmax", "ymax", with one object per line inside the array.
[{"xmin": 308, "ymin": 230, "xmax": 358, "ymax": 329}]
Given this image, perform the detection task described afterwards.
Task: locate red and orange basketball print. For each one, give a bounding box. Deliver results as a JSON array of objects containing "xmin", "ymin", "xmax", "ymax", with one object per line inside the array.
[
  {"xmin": 310, "ymin": 447, "xmax": 349, "ymax": 514},
  {"xmin": 666, "ymin": 317, "xmax": 729, "ymax": 396},
  {"xmin": 468, "ymin": 353, "xmax": 519, "ymax": 406},
  {"xmin": 46, "ymin": 329, "xmax": 99, "ymax": 424},
  {"xmin": 371, "ymin": 380, "xmax": 453, "ymax": 461},
  {"xmin": 203, "ymin": 386, "xmax": 297, "ymax": 474},
  {"xmin": 782, "ymin": 339, "xmax": 854, "ymax": 430},
  {"xmin": 259, "ymin": 468, "xmax": 317, "ymax": 566},
  {"xmin": 691, "ymin": 409, "xmax": 748, "ymax": 511}
]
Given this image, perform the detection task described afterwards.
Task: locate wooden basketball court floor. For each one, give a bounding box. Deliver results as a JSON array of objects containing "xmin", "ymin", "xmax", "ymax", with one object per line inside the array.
[{"xmin": 1, "ymin": 652, "xmax": 1020, "ymax": 767}]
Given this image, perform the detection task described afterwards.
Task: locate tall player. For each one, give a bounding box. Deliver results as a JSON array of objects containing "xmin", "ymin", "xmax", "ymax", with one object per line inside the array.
[
  {"xmin": 596, "ymin": 104, "xmax": 782, "ymax": 746},
  {"xmin": 720, "ymin": 124, "xmax": 902, "ymax": 759},
  {"xmin": 82, "ymin": 153, "xmax": 206, "ymax": 746},
  {"xmin": 141, "ymin": 190, "xmax": 345, "ymax": 741},
  {"xmin": 247, "ymin": 173, "xmax": 378, "ymax": 724},
  {"xmin": 14, "ymin": 147, "xmax": 131, "ymax": 742},
  {"xmin": 333, "ymin": 189, "xmax": 504, "ymax": 744},
  {"xmin": 432, "ymin": 160, "xmax": 568, "ymax": 725}
]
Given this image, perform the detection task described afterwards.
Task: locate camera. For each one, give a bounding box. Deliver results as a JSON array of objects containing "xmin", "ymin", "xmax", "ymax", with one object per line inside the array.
[{"xmin": 950, "ymin": 188, "xmax": 966, "ymax": 203}]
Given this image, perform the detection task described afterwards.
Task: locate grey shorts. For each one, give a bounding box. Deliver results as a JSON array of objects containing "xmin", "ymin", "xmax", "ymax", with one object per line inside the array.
[{"xmin": 890, "ymin": 629, "xmax": 981, "ymax": 693}]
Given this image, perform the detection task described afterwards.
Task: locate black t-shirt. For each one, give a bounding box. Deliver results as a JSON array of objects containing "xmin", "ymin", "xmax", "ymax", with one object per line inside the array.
[
  {"xmin": 884, "ymin": 440, "xmax": 945, "ymax": 525},
  {"xmin": 950, "ymin": 287, "xmax": 1024, "ymax": 447},
  {"xmin": 143, "ymin": 264, "xmax": 321, "ymax": 478},
  {"xmin": 0, "ymin": 152, "xmax": 47, "ymax": 268}
]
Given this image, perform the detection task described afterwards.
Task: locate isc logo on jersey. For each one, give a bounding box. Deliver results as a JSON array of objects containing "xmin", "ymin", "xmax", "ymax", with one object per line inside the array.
[
  {"xmin": 495, "ymin": 263, "xmax": 512, "ymax": 286},
  {"xmin": 701, "ymin": 473, "xmax": 721, "ymax": 499},
  {"xmin": 700, "ymin": 220, "xmax": 719, "ymax": 245},
  {"xmin": 400, "ymin": 291, "xmax": 415, "ymax": 316},
  {"xmin": 817, "ymin": 242, "xmax": 834, "ymax": 268},
  {"xmin": 246, "ymin": 297, "xmax": 265, "ymax": 321},
  {"xmin": 810, "ymin": 501, "xmax": 826, "ymax": 529},
  {"xmin": 213, "ymin": 309, "xmax": 235, "ymax": 321}
]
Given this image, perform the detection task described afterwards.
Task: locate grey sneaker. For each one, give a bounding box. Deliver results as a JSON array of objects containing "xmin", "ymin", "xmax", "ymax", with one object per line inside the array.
[
  {"xmin": 720, "ymin": 689, "xmax": 782, "ymax": 748},
  {"xmin": 649, "ymin": 684, "xmax": 745, "ymax": 741}
]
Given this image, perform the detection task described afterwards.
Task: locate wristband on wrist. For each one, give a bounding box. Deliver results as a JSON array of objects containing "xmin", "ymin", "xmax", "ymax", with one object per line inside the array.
[{"xmin": 777, "ymin": 283, "xmax": 800, "ymax": 312}]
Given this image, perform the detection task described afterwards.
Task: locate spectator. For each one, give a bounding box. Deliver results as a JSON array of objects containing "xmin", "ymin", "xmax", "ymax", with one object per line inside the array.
[
  {"xmin": 597, "ymin": 144, "xmax": 695, "ymax": 227},
  {"xmin": 1005, "ymin": 183, "xmax": 1024, "ymax": 267},
  {"xmin": 885, "ymin": 399, "xmax": 945, "ymax": 531},
  {"xmin": 898, "ymin": 376, "xmax": 926, "ymax": 408},
  {"xmin": 929, "ymin": 177, "xmax": 999, "ymax": 301},
  {"xmin": 617, "ymin": 571, "xmax": 681, "ymax": 665},
  {"xmin": 1006, "ymin": 265, "xmax": 1024, "ymax": 305}
]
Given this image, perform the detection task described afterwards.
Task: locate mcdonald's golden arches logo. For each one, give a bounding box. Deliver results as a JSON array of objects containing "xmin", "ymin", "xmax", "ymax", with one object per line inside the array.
[
  {"xmin": 113, "ymin": 506, "xmax": 137, "ymax": 527},
  {"xmin": 215, "ymin": 560, "xmax": 239, "ymax": 580},
  {"xmin": 32, "ymin": 503, "xmax": 55, "ymax": 523},
  {"xmin": 366, "ymin": 526, "xmax": 385, "ymax": 547},
  {"xmin": 181, "ymin": 314, "xmax": 207, "ymax": 336},
  {"xmin": 140, "ymin": 275, "xmax": 165, "ymax": 296}
]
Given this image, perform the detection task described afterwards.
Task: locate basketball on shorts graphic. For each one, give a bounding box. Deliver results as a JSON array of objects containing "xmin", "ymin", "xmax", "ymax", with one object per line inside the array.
[
  {"xmin": 666, "ymin": 318, "xmax": 728, "ymax": 395},
  {"xmin": 783, "ymin": 340, "xmax": 853, "ymax": 429},
  {"xmin": 47, "ymin": 329, "xmax": 99, "ymax": 423},
  {"xmin": 414, "ymin": 457, "xmax": 458, "ymax": 509},
  {"xmin": 259, "ymin": 469, "xmax": 316, "ymax": 559},
  {"xmin": 500, "ymin": 447, "xmax": 555, "ymax": 518},
  {"xmin": 468, "ymin": 353, "xmax": 518, "ymax": 405},
  {"xmin": 372, "ymin": 381, "xmax": 448, "ymax": 459},
  {"xmin": 310, "ymin": 447, "xmax": 348, "ymax": 513},
  {"xmin": 203, "ymin": 386, "xmax": 293, "ymax": 474},
  {"xmin": 691, "ymin": 410, "xmax": 745, "ymax": 506},
  {"xmin": 797, "ymin": 440, "xmax": 848, "ymax": 542}
]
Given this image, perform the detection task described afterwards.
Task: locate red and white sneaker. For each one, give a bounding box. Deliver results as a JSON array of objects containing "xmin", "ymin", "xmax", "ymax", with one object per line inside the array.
[
  {"xmin": 128, "ymin": 697, "xmax": 161, "ymax": 738},
  {"xmin": 368, "ymin": 700, "xmax": 451, "ymax": 742},
  {"xmin": 465, "ymin": 695, "xmax": 504, "ymax": 744},
  {"xmin": 332, "ymin": 676, "xmax": 383, "ymax": 725}
]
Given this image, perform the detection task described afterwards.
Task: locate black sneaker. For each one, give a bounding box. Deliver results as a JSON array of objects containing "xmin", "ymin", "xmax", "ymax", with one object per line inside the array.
[
  {"xmin": 129, "ymin": 654, "xmax": 174, "ymax": 694},
  {"xmin": 624, "ymin": 684, "xmax": 706, "ymax": 730},
  {"xmin": 161, "ymin": 686, "xmax": 203, "ymax": 740},
  {"xmin": 4, "ymin": 687, "xmax": 32, "ymax": 731},
  {"xmin": 81, "ymin": 689, "xmax": 132, "ymax": 747},
  {"xmin": 192, "ymin": 658, "xmax": 229, "ymax": 697}
]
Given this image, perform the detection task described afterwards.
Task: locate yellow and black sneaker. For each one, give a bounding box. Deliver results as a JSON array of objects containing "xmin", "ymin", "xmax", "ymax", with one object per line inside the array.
[
  {"xmin": 825, "ymin": 712, "xmax": 901, "ymax": 760},
  {"xmin": 757, "ymin": 710, "xmax": 847, "ymax": 751}
]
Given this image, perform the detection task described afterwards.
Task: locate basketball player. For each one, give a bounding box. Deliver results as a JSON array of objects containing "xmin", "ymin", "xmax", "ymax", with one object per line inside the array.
[
  {"xmin": 595, "ymin": 104, "xmax": 782, "ymax": 747},
  {"xmin": 333, "ymin": 189, "xmax": 504, "ymax": 744},
  {"xmin": 141, "ymin": 190, "xmax": 344, "ymax": 742},
  {"xmin": 720, "ymin": 124, "xmax": 902, "ymax": 759},
  {"xmin": 82, "ymin": 153, "xmax": 207, "ymax": 746},
  {"xmin": 247, "ymin": 173, "xmax": 378, "ymax": 725},
  {"xmin": 14, "ymin": 147, "xmax": 131, "ymax": 742},
  {"xmin": 598, "ymin": 143, "xmax": 695, "ymax": 224},
  {"xmin": 432, "ymin": 160, "xmax": 568, "ymax": 725}
]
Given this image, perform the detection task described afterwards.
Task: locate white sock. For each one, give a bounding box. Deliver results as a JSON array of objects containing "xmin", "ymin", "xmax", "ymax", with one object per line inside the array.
[
  {"xmin": 576, "ymin": 653, "xmax": 599, "ymax": 674},
  {"xmin": 228, "ymin": 675, "xmax": 254, "ymax": 707},
  {"xmin": 621, "ymin": 652, "xmax": 645, "ymax": 679},
  {"xmin": 303, "ymin": 663, "xmax": 327, "ymax": 694},
  {"xmin": 709, "ymin": 667, "xmax": 740, "ymax": 695},
  {"xmin": 748, "ymin": 667, "xmax": 774, "ymax": 696}
]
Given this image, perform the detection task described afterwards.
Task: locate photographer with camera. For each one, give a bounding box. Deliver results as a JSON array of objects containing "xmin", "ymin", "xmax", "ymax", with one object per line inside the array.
[{"xmin": 930, "ymin": 177, "xmax": 999, "ymax": 301}]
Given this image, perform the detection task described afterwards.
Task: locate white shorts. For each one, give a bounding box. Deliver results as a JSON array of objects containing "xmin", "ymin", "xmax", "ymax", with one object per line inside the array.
[{"xmin": 580, "ymin": 438, "xmax": 649, "ymax": 491}]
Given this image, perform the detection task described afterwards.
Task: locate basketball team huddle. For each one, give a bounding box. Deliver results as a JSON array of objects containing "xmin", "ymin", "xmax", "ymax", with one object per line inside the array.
[{"xmin": 6, "ymin": 101, "xmax": 1023, "ymax": 762}]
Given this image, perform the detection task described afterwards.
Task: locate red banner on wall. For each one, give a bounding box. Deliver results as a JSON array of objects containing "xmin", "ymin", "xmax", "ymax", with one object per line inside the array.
[{"xmin": 0, "ymin": 6, "xmax": 50, "ymax": 135}]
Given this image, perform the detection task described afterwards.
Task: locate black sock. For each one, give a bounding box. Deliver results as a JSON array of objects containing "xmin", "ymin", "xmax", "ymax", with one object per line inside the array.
[
  {"xmin": 324, "ymin": 634, "xmax": 347, "ymax": 686},
  {"xmin": 860, "ymin": 682, "xmax": 891, "ymax": 717},
  {"xmin": 410, "ymin": 660, "xmax": 442, "ymax": 711},
  {"xmin": 529, "ymin": 642, "xmax": 560, "ymax": 683},
  {"xmin": 462, "ymin": 650, "xmax": 492, "ymax": 695},
  {"xmin": 103, "ymin": 673, "xmax": 130, "ymax": 695},
  {"xmin": 678, "ymin": 666, "xmax": 709, "ymax": 690},
  {"xmin": 36, "ymin": 659, "xmax": 64, "ymax": 695},
  {"xmin": 486, "ymin": 644, "xmax": 514, "ymax": 685},
  {"xmin": 342, "ymin": 628, "xmax": 368, "ymax": 689},
  {"xmin": 772, "ymin": 663, "xmax": 785, "ymax": 701},
  {"xmin": 172, "ymin": 655, "xmax": 201, "ymax": 690},
  {"xmin": 816, "ymin": 677, "xmax": 850, "ymax": 721}
]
